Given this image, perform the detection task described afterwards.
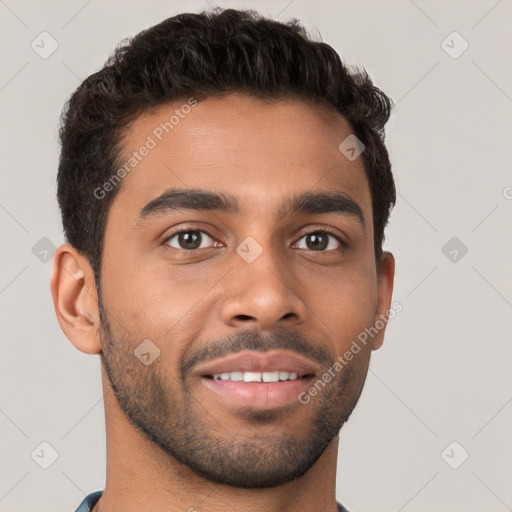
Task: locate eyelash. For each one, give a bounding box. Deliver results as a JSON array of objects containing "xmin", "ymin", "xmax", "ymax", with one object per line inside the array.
[{"xmin": 162, "ymin": 227, "xmax": 347, "ymax": 254}]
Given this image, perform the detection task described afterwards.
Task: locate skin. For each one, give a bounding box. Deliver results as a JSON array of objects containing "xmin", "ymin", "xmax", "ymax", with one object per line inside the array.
[{"xmin": 50, "ymin": 93, "xmax": 395, "ymax": 512}]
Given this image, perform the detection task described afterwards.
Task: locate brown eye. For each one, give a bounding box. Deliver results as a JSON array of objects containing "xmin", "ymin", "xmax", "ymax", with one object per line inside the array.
[
  {"xmin": 295, "ymin": 231, "xmax": 343, "ymax": 252},
  {"xmin": 164, "ymin": 230, "xmax": 217, "ymax": 251}
]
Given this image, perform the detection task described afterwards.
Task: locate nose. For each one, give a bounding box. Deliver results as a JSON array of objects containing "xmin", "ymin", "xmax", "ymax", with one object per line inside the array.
[{"xmin": 220, "ymin": 242, "xmax": 308, "ymax": 331}]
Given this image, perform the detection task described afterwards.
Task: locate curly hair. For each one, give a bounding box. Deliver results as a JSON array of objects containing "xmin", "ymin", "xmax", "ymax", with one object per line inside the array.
[{"xmin": 57, "ymin": 7, "xmax": 396, "ymax": 281}]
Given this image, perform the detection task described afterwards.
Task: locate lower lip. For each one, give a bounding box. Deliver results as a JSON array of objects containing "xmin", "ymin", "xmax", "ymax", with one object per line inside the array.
[{"xmin": 200, "ymin": 376, "xmax": 313, "ymax": 410}]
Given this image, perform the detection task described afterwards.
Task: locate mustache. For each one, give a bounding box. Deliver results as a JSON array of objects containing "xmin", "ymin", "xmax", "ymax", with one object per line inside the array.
[{"xmin": 180, "ymin": 327, "xmax": 333, "ymax": 380}]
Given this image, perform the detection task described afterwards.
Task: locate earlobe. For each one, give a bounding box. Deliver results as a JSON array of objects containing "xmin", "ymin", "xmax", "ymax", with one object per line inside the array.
[
  {"xmin": 50, "ymin": 244, "xmax": 102, "ymax": 355},
  {"xmin": 371, "ymin": 251, "xmax": 395, "ymax": 351}
]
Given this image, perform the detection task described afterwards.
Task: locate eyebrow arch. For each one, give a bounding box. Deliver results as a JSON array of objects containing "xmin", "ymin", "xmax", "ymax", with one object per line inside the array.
[{"xmin": 136, "ymin": 187, "xmax": 365, "ymax": 228}]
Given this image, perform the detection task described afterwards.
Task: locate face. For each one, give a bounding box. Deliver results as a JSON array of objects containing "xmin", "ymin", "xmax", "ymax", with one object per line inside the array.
[{"xmin": 96, "ymin": 93, "xmax": 392, "ymax": 488}]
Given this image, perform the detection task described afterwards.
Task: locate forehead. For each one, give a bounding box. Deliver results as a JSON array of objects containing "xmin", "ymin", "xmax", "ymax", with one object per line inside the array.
[{"xmin": 109, "ymin": 93, "xmax": 372, "ymax": 225}]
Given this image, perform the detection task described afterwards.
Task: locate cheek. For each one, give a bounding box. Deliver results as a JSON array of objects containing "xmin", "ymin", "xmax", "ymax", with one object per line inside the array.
[
  {"xmin": 99, "ymin": 261, "xmax": 177, "ymax": 343},
  {"xmin": 128, "ymin": 267, "xmax": 215, "ymax": 344},
  {"xmin": 302, "ymin": 264, "xmax": 378, "ymax": 334},
  {"xmin": 102, "ymin": 238, "xmax": 378, "ymax": 349}
]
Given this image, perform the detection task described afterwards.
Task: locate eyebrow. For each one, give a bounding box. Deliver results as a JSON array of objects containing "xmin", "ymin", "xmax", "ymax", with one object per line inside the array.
[{"xmin": 137, "ymin": 187, "xmax": 365, "ymax": 228}]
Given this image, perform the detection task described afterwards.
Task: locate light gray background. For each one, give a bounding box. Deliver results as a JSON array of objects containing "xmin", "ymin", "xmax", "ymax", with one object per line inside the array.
[{"xmin": 1, "ymin": 1, "xmax": 511, "ymax": 511}]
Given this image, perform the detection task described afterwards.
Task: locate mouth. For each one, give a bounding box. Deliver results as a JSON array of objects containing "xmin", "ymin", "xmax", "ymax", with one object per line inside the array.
[
  {"xmin": 203, "ymin": 370, "xmax": 313, "ymax": 382},
  {"xmin": 195, "ymin": 350, "xmax": 318, "ymax": 410}
]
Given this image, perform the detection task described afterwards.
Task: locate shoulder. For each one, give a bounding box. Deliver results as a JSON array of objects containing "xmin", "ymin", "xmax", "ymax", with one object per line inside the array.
[{"xmin": 73, "ymin": 490, "xmax": 103, "ymax": 512}]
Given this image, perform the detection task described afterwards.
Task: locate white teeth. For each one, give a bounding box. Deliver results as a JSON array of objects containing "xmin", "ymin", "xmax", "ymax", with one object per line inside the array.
[
  {"xmin": 243, "ymin": 371, "xmax": 262, "ymax": 382},
  {"xmin": 262, "ymin": 371, "xmax": 280, "ymax": 382},
  {"xmin": 212, "ymin": 371, "xmax": 302, "ymax": 382}
]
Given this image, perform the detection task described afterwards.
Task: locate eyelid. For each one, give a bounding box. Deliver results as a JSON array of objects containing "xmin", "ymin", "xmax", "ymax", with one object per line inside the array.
[
  {"xmin": 293, "ymin": 226, "xmax": 348, "ymax": 249},
  {"xmin": 162, "ymin": 224, "xmax": 348, "ymax": 252},
  {"xmin": 162, "ymin": 227, "xmax": 221, "ymax": 250}
]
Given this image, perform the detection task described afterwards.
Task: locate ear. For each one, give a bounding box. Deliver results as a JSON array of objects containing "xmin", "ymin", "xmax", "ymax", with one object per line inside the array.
[
  {"xmin": 371, "ymin": 251, "xmax": 395, "ymax": 351},
  {"xmin": 50, "ymin": 243, "xmax": 102, "ymax": 354}
]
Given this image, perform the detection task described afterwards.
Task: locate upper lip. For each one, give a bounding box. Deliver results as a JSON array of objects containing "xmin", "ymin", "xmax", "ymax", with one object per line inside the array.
[{"xmin": 194, "ymin": 350, "xmax": 319, "ymax": 378}]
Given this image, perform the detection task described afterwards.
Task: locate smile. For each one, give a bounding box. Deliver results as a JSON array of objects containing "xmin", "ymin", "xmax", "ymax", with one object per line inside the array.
[
  {"xmin": 208, "ymin": 370, "xmax": 305, "ymax": 382},
  {"xmin": 194, "ymin": 350, "xmax": 319, "ymax": 410}
]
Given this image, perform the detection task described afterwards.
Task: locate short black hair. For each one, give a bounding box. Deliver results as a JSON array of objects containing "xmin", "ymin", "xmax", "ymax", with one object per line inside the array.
[{"xmin": 57, "ymin": 7, "xmax": 396, "ymax": 282}]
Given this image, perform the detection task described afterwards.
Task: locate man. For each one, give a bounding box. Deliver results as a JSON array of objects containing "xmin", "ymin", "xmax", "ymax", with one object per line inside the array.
[{"xmin": 50, "ymin": 7, "xmax": 396, "ymax": 512}]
